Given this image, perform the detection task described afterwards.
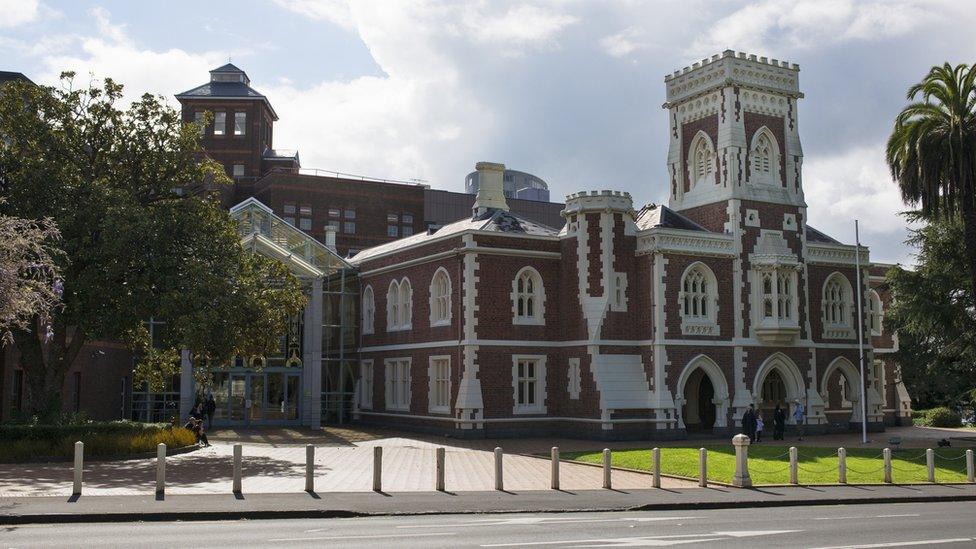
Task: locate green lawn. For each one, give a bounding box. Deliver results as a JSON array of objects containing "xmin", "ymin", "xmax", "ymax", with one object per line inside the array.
[{"xmin": 561, "ymin": 445, "xmax": 974, "ymax": 485}]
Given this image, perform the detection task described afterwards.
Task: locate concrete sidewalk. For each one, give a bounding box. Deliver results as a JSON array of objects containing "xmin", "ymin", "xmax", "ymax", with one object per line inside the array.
[{"xmin": 1, "ymin": 484, "xmax": 974, "ymax": 524}]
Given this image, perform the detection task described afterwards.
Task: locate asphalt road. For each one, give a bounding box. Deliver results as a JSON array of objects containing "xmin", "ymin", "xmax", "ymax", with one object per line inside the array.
[{"xmin": 2, "ymin": 501, "xmax": 975, "ymax": 548}]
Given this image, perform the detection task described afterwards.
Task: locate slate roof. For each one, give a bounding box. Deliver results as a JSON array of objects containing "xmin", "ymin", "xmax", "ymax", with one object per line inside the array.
[
  {"xmin": 635, "ymin": 204, "xmax": 711, "ymax": 232},
  {"xmin": 351, "ymin": 208, "xmax": 559, "ymax": 264},
  {"xmin": 175, "ymin": 65, "xmax": 277, "ymax": 119},
  {"xmin": 0, "ymin": 71, "xmax": 33, "ymax": 86},
  {"xmin": 263, "ymin": 148, "xmax": 299, "ymax": 160},
  {"xmin": 805, "ymin": 225, "xmax": 841, "ymax": 244}
]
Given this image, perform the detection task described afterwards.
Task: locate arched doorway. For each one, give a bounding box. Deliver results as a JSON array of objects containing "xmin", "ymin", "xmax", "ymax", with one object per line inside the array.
[
  {"xmin": 753, "ymin": 353, "xmax": 807, "ymax": 426},
  {"xmin": 820, "ymin": 357, "xmax": 862, "ymax": 430},
  {"xmin": 759, "ymin": 369, "xmax": 787, "ymax": 421},
  {"xmin": 676, "ymin": 355, "xmax": 729, "ymax": 432}
]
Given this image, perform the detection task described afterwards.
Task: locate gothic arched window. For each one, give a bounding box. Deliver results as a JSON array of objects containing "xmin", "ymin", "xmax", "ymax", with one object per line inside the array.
[
  {"xmin": 750, "ymin": 128, "xmax": 780, "ymax": 186},
  {"xmin": 689, "ymin": 132, "xmax": 716, "ymax": 189},
  {"xmin": 513, "ymin": 267, "xmax": 545, "ymax": 325},
  {"xmin": 822, "ymin": 273, "xmax": 853, "ymax": 335},
  {"xmin": 362, "ymin": 285, "xmax": 375, "ymax": 334},
  {"xmin": 679, "ymin": 263, "xmax": 719, "ymax": 334},
  {"xmin": 429, "ymin": 268, "xmax": 451, "ymax": 326}
]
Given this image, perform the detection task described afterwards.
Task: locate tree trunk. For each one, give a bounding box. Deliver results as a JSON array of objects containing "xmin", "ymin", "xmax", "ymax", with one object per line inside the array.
[
  {"xmin": 13, "ymin": 316, "xmax": 86, "ymax": 420},
  {"xmin": 962, "ymin": 186, "xmax": 976, "ymax": 313}
]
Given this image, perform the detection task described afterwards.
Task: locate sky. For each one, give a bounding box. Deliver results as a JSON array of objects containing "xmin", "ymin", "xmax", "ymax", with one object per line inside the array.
[{"xmin": 2, "ymin": 0, "xmax": 974, "ymax": 264}]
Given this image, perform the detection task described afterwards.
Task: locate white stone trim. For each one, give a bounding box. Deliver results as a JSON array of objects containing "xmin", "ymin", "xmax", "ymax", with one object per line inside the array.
[
  {"xmin": 745, "ymin": 209, "xmax": 760, "ymax": 227},
  {"xmin": 567, "ymin": 357, "xmax": 581, "ymax": 400},
  {"xmin": 427, "ymin": 355, "xmax": 451, "ymax": 414},
  {"xmin": 807, "ymin": 243, "xmax": 870, "ymax": 266},
  {"xmin": 357, "ymin": 337, "xmax": 877, "ymax": 353},
  {"xmin": 637, "ymin": 228, "xmax": 735, "ymax": 258},
  {"xmin": 512, "ymin": 266, "xmax": 545, "ymax": 325},
  {"xmin": 675, "ymin": 354, "xmax": 730, "ymax": 428},
  {"xmin": 428, "ymin": 267, "xmax": 452, "ymax": 327},
  {"xmin": 512, "ymin": 354, "xmax": 547, "ymax": 414}
]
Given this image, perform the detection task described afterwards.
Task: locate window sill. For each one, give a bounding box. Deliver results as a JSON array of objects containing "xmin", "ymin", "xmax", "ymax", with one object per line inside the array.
[
  {"xmin": 385, "ymin": 405, "xmax": 410, "ymax": 412},
  {"xmin": 387, "ymin": 325, "xmax": 412, "ymax": 332},
  {"xmin": 681, "ymin": 321, "xmax": 719, "ymax": 336},
  {"xmin": 428, "ymin": 406, "xmax": 451, "ymax": 415},
  {"xmin": 513, "ymin": 406, "xmax": 547, "ymax": 415},
  {"xmin": 755, "ymin": 322, "xmax": 800, "ymax": 345},
  {"xmin": 430, "ymin": 319, "xmax": 452, "ymax": 328},
  {"xmin": 822, "ymin": 326, "xmax": 854, "ymax": 339},
  {"xmin": 513, "ymin": 318, "xmax": 545, "ymax": 326}
]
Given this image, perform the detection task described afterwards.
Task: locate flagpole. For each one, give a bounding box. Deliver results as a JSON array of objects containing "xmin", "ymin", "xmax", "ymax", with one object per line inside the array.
[{"xmin": 854, "ymin": 220, "xmax": 868, "ymax": 444}]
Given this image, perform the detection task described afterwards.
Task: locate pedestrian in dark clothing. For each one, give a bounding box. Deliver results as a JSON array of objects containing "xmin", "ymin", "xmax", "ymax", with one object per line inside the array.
[
  {"xmin": 185, "ymin": 404, "xmax": 210, "ymax": 446},
  {"xmin": 773, "ymin": 404, "xmax": 786, "ymax": 441},
  {"xmin": 742, "ymin": 405, "xmax": 757, "ymax": 442},
  {"xmin": 204, "ymin": 393, "xmax": 217, "ymax": 430}
]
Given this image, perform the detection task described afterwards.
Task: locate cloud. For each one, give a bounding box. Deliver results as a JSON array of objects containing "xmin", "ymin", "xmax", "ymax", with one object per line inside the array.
[
  {"xmin": 269, "ymin": 0, "xmax": 355, "ymax": 30},
  {"xmin": 0, "ymin": 0, "xmax": 40, "ymax": 28},
  {"xmin": 463, "ymin": 3, "xmax": 579, "ymax": 50},
  {"xmin": 691, "ymin": 0, "xmax": 934, "ymax": 55},
  {"xmin": 599, "ymin": 26, "xmax": 648, "ymax": 58}
]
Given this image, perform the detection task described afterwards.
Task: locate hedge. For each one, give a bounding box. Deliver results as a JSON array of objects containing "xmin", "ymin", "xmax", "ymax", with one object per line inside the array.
[
  {"xmin": 0, "ymin": 420, "xmax": 174, "ymax": 442},
  {"xmin": 913, "ymin": 407, "xmax": 962, "ymax": 428},
  {"xmin": 0, "ymin": 421, "xmax": 197, "ymax": 462}
]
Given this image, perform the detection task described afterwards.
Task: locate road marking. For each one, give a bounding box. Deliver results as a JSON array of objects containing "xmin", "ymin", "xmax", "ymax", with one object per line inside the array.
[
  {"xmin": 811, "ymin": 539, "xmax": 974, "ymax": 549},
  {"xmin": 398, "ymin": 516, "xmax": 700, "ymax": 529},
  {"xmin": 269, "ymin": 532, "xmax": 456, "ymax": 542},
  {"xmin": 815, "ymin": 514, "xmax": 921, "ymax": 521},
  {"xmin": 875, "ymin": 514, "xmax": 919, "ymax": 518},
  {"xmin": 481, "ymin": 529, "xmax": 801, "ymax": 547}
]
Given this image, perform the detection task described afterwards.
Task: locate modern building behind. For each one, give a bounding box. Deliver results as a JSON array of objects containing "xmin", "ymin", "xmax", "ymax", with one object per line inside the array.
[{"xmin": 465, "ymin": 168, "xmax": 550, "ymax": 202}]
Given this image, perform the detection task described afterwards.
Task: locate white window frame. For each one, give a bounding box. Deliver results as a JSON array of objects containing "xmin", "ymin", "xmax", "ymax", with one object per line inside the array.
[
  {"xmin": 232, "ymin": 164, "xmax": 245, "ymax": 177},
  {"xmin": 234, "ymin": 111, "xmax": 246, "ymax": 136},
  {"xmin": 384, "ymin": 358, "xmax": 411, "ymax": 411},
  {"xmin": 679, "ymin": 262, "xmax": 719, "ymax": 335},
  {"xmin": 687, "ymin": 131, "xmax": 717, "ymax": 190},
  {"xmin": 362, "ymin": 285, "xmax": 375, "ymax": 335},
  {"xmin": 360, "ymin": 360, "xmax": 373, "ymax": 409},
  {"xmin": 214, "ymin": 111, "xmax": 226, "ymax": 136},
  {"xmin": 822, "ymin": 272, "xmax": 854, "ymax": 339},
  {"xmin": 428, "ymin": 355, "xmax": 451, "ymax": 414},
  {"xmin": 868, "ymin": 289, "xmax": 883, "ymax": 336},
  {"xmin": 749, "ymin": 126, "xmax": 782, "ymax": 186},
  {"xmin": 386, "ymin": 278, "xmax": 412, "ymax": 331},
  {"xmin": 429, "ymin": 267, "xmax": 452, "ymax": 327},
  {"xmin": 512, "ymin": 267, "xmax": 545, "ymax": 325},
  {"xmin": 512, "ymin": 354, "xmax": 547, "ymax": 414},
  {"xmin": 567, "ymin": 357, "xmax": 581, "ymax": 400},
  {"xmin": 610, "ymin": 273, "xmax": 628, "ymax": 312}
]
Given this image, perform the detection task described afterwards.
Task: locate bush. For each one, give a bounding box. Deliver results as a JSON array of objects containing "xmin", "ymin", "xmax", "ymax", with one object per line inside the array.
[
  {"xmin": 0, "ymin": 420, "xmax": 172, "ymax": 442},
  {"xmin": 925, "ymin": 407, "xmax": 962, "ymax": 428},
  {"xmin": 0, "ymin": 421, "xmax": 197, "ymax": 462}
]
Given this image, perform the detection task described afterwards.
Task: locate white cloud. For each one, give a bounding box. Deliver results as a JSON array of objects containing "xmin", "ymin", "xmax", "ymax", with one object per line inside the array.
[
  {"xmin": 270, "ymin": 0, "xmax": 355, "ymax": 30},
  {"xmin": 691, "ymin": 0, "xmax": 934, "ymax": 55},
  {"xmin": 463, "ymin": 3, "xmax": 579, "ymax": 49},
  {"xmin": 0, "ymin": 0, "xmax": 39, "ymax": 28},
  {"xmin": 804, "ymin": 144, "xmax": 914, "ymax": 264},
  {"xmin": 599, "ymin": 26, "xmax": 648, "ymax": 58}
]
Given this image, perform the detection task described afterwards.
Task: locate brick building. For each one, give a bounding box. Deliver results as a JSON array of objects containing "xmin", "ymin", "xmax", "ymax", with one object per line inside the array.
[{"xmin": 349, "ymin": 51, "xmax": 912, "ymax": 439}]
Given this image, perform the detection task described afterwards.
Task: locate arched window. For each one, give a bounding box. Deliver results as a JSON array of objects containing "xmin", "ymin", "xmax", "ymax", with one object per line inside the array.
[
  {"xmin": 387, "ymin": 278, "xmax": 412, "ymax": 331},
  {"xmin": 758, "ymin": 268, "xmax": 796, "ymax": 322},
  {"xmin": 822, "ymin": 273, "xmax": 853, "ymax": 337},
  {"xmin": 868, "ymin": 289, "xmax": 883, "ymax": 336},
  {"xmin": 688, "ymin": 132, "xmax": 716, "ymax": 189},
  {"xmin": 362, "ymin": 285, "xmax": 375, "ymax": 335},
  {"xmin": 513, "ymin": 267, "xmax": 545, "ymax": 325},
  {"xmin": 749, "ymin": 128, "xmax": 780, "ymax": 186},
  {"xmin": 777, "ymin": 271, "xmax": 793, "ymax": 320},
  {"xmin": 429, "ymin": 268, "xmax": 451, "ymax": 326},
  {"xmin": 680, "ymin": 263, "xmax": 718, "ymax": 335}
]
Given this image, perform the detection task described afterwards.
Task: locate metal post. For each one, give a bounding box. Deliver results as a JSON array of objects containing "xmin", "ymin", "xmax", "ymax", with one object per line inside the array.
[
  {"xmin": 652, "ymin": 448, "xmax": 661, "ymax": 489},
  {"xmin": 731, "ymin": 434, "xmax": 752, "ymax": 487},
  {"xmin": 966, "ymin": 449, "xmax": 974, "ymax": 483},
  {"xmin": 602, "ymin": 449, "xmax": 612, "ymax": 489},
  {"xmin": 789, "ymin": 447, "xmax": 798, "ymax": 485},
  {"xmin": 156, "ymin": 443, "xmax": 166, "ymax": 495},
  {"xmin": 699, "ymin": 448, "xmax": 708, "ymax": 487},
  {"xmin": 373, "ymin": 446, "xmax": 382, "ymax": 492},
  {"xmin": 926, "ymin": 448, "xmax": 935, "ymax": 483},
  {"xmin": 232, "ymin": 443, "xmax": 243, "ymax": 494},
  {"xmin": 854, "ymin": 220, "xmax": 868, "ymax": 444},
  {"xmin": 550, "ymin": 447, "xmax": 560, "ymax": 490},
  {"xmin": 494, "ymin": 447, "xmax": 504, "ymax": 491},
  {"xmin": 435, "ymin": 447, "xmax": 445, "ymax": 492},
  {"xmin": 72, "ymin": 441, "xmax": 83, "ymax": 496},
  {"xmin": 305, "ymin": 444, "xmax": 315, "ymax": 492},
  {"xmin": 883, "ymin": 448, "xmax": 892, "ymax": 484},
  {"xmin": 838, "ymin": 448, "xmax": 847, "ymax": 484}
]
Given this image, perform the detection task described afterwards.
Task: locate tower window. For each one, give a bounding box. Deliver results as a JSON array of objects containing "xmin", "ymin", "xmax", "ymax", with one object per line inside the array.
[
  {"xmin": 214, "ymin": 112, "xmax": 226, "ymax": 136},
  {"xmin": 234, "ymin": 112, "xmax": 246, "ymax": 136}
]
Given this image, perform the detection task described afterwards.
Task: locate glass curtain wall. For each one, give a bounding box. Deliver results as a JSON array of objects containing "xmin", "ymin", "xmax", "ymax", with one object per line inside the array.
[{"xmin": 322, "ymin": 268, "xmax": 359, "ymax": 424}]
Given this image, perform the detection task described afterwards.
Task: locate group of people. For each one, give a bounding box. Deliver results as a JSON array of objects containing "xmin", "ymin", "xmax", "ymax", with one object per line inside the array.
[
  {"xmin": 184, "ymin": 393, "xmax": 217, "ymax": 447},
  {"xmin": 741, "ymin": 400, "xmax": 806, "ymax": 443}
]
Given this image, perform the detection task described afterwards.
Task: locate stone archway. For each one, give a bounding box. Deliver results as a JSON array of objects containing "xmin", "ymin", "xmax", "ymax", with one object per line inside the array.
[
  {"xmin": 820, "ymin": 357, "xmax": 863, "ymax": 427},
  {"xmin": 753, "ymin": 353, "xmax": 806, "ymax": 425},
  {"xmin": 676, "ymin": 355, "xmax": 730, "ymax": 431}
]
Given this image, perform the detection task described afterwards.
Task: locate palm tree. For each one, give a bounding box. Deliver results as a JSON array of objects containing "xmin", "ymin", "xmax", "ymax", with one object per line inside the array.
[{"xmin": 887, "ymin": 63, "xmax": 976, "ymax": 302}]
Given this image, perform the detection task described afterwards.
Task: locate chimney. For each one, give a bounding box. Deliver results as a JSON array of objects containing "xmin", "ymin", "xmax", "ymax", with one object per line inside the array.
[
  {"xmin": 324, "ymin": 225, "xmax": 337, "ymax": 252},
  {"xmin": 472, "ymin": 161, "xmax": 509, "ymax": 217}
]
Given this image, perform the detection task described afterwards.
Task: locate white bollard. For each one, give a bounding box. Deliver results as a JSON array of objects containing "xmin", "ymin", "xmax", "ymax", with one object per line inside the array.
[
  {"xmin": 305, "ymin": 444, "xmax": 315, "ymax": 492},
  {"xmin": 699, "ymin": 448, "xmax": 708, "ymax": 487},
  {"xmin": 435, "ymin": 447, "xmax": 445, "ymax": 492},
  {"xmin": 550, "ymin": 447, "xmax": 560, "ymax": 490},
  {"xmin": 789, "ymin": 447, "xmax": 798, "ymax": 485},
  {"xmin": 603, "ymin": 449, "xmax": 612, "ymax": 489},
  {"xmin": 232, "ymin": 443, "xmax": 243, "ymax": 494},
  {"xmin": 494, "ymin": 447, "xmax": 504, "ymax": 491},
  {"xmin": 373, "ymin": 446, "xmax": 382, "ymax": 492},
  {"xmin": 883, "ymin": 448, "xmax": 892, "ymax": 484},
  {"xmin": 72, "ymin": 441, "xmax": 83, "ymax": 496},
  {"xmin": 838, "ymin": 448, "xmax": 847, "ymax": 484},
  {"xmin": 732, "ymin": 434, "xmax": 752, "ymax": 487},
  {"xmin": 156, "ymin": 443, "xmax": 166, "ymax": 495},
  {"xmin": 652, "ymin": 447, "xmax": 661, "ymax": 489},
  {"xmin": 926, "ymin": 448, "xmax": 935, "ymax": 483},
  {"xmin": 967, "ymin": 449, "xmax": 974, "ymax": 484}
]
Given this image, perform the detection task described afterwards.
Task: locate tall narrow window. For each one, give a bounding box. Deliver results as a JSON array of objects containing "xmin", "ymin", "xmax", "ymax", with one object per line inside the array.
[
  {"xmin": 362, "ymin": 286, "xmax": 374, "ymax": 334},
  {"xmin": 691, "ymin": 134, "xmax": 715, "ymax": 188},
  {"xmin": 822, "ymin": 273, "xmax": 853, "ymax": 338},
  {"xmin": 384, "ymin": 359, "xmax": 410, "ymax": 411},
  {"xmin": 398, "ymin": 279, "xmax": 412, "ymax": 329},
  {"xmin": 513, "ymin": 356, "xmax": 546, "ymax": 414},
  {"xmin": 762, "ymin": 272, "xmax": 774, "ymax": 318},
  {"xmin": 214, "ymin": 112, "xmax": 226, "ymax": 136},
  {"xmin": 387, "ymin": 281, "xmax": 399, "ymax": 331},
  {"xmin": 868, "ymin": 290, "xmax": 883, "ymax": 336},
  {"xmin": 360, "ymin": 361, "xmax": 373, "ymax": 409},
  {"xmin": 679, "ymin": 263, "xmax": 718, "ymax": 335},
  {"xmin": 777, "ymin": 272, "xmax": 793, "ymax": 320},
  {"xmin": 429, "ymin": 357, "xmax": 450, "ymax": 413},
  {"xmin": 750, "ymin": 128, "xmax": 780, "ymax": 186},
  {"xmin": 429, "ymin": 269, "xmax": 451, "ymax": 326},
  {"xmin": 234, "ymin": 112, "xmax": 246, "ymax": 136},
  {"xmin": 194, "ymin": 111, "xmax": 206, "ymax": 136},
  {"xmin": 513, "ymin": 267, "xmax": 544, "ymax": 324}
]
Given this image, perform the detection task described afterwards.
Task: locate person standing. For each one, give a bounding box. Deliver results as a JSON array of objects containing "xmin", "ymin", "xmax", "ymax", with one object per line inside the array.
[
  {"xmin": 742, "ymin": 404, "xmax": 757, "ymax": 442},
  {"xmin": 774, "ymin": 404, "xmax": 786, "ymax": 441},
  {"xmin": 204, "ymin": 392, "xmax": 217, "ymax": 430},
  {"xmin": 793, "ymin": 399, "xmax": 806, "ymax": 441},
  {"xmin": 755, "ymin": 411, "xmax": 764, "ymax": 443}
]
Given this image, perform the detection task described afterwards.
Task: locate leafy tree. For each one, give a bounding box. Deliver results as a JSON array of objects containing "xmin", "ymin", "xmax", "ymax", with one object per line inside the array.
[
  {"xmin": 886, "ymin": 63, "xmax": 976, "ymax": 305},
  {"xmin": 0, "ymin": 200, "xmax": 61, "ymax": 346},
  {"xmin": 0, "ymin": 74, "xmax": 306, "ymax": 417},
  {"xmin": 887, "ymin": 212, "xmax": 976, "ymax": 408}
]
